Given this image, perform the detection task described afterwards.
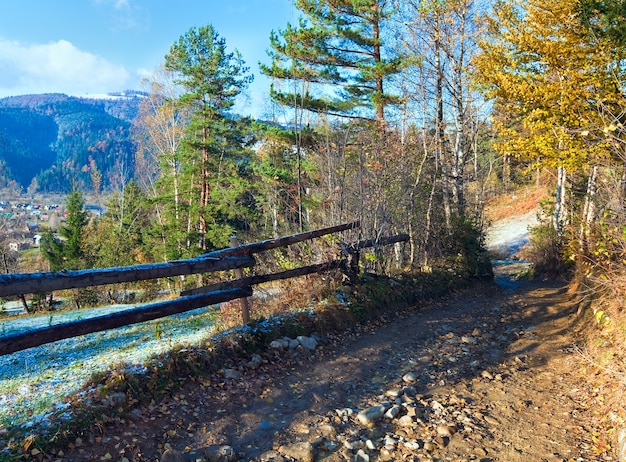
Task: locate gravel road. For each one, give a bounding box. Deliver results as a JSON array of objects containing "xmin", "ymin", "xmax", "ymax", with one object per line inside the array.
[{"xmin": 58, "ymin": 265, "xmax": 613, "ymax": 462}]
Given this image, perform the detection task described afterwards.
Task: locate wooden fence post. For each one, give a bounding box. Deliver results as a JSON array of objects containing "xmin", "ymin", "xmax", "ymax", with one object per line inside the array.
[
  {"xmin": 339, "ymin": 242, "xmax": 360, "ymax": 284},
  {"xmin": 230, "ymin": 236, "xmax": 251, "ymax": 324}
]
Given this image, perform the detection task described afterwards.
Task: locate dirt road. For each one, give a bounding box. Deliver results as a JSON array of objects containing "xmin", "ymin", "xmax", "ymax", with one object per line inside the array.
[{"xmin": 60, "ymin": 265, "xmax": 613, "ymax": 462}]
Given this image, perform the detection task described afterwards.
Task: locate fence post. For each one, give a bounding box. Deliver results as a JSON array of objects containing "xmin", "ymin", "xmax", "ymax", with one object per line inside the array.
[
  {"xmin": 230, "ymin": 235, "xmax": 251, "ymax": 324},
  {"xmin": 339, "ymin": 242, "xmax": 360, "ymax": 284}
]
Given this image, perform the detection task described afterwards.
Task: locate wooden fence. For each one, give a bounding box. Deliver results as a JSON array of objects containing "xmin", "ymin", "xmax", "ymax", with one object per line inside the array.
[{"xmin": 0, "ymin": 221, "xmax": 408, "ymax": 356}]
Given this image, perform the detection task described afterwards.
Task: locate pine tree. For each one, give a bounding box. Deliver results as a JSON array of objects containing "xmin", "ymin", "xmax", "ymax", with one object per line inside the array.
[
  {"xmin": 164, "ymin": 25, "xmax": 255, "ymax": 252},
  {"xmin": 252, "ymin": 124, "xmax": 311, "ymax": 236},
  {"xmin": 261, "ymin": 0, "xmax": 402, "ymax": 122},
  {"xmin": 578, "ymin": 0, "xmax": 626, "ymax": 47},
  {"xmin": 40, "ymin": 190, "xmax": 89, "ymax": 271}
]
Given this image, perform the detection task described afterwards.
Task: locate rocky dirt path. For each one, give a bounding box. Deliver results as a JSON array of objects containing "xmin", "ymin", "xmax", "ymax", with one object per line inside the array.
[{"xmin": 59, "ymin": 266, "xmax": 613, "ymax": 462}]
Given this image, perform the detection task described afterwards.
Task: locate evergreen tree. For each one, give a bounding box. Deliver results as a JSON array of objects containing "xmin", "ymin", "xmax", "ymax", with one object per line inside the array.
[
  {"xmin": 261, "ymin": 0, "xmax": 403, "ymax": 122},
  {"xmin": 578, "ymin": 0, "xmax": 626, "ymax": 47},
  {"xmin": 252, "ymin": 124, "xmax": 313, "ymax": 236},
  {"xmin": 260, "ymin": 0, "xmax": 405, "ymax": 234},
  {"xmin": 40, "ymin": 190, "xmax": 89, "ymax": 271},
  {"xmin": 164, "ymin": 25, "xmax": 255, "ymax": 253},
  {"xmin": 40, "ymin": 230, "xmax": 65, "ymax": 272}
]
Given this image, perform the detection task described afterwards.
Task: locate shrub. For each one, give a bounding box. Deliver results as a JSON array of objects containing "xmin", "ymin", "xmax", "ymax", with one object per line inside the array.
[
  {"xmin": 444, "ymin": 215, "xmax": 493, "ymax": 280},
  {"xmin": 523, "ymin": 222, "xmax": 570, "ymax": 277}
]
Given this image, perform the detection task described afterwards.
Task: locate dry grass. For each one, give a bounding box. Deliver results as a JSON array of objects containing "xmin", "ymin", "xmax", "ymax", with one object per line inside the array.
[
  {"xmin": 217, "ymin": 275, "xmax": 339, "ymax": 330},
  {"xmin": 573, "ymin": 286, "xmax": 626, "ymax": 452},
  {"xmin": 485, "ymin": 184, "xmax": 550, "ymax": 223}
]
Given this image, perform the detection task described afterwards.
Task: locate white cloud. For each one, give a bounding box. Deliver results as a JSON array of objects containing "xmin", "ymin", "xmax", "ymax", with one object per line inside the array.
[
  {"xmin": 0, "ymin": 38, "xmax": 132, "ymax": 97},
  {"xmin": 92, "ymin": 0, "xmax": 131, "ymax": 10},
  {"xmin": 136, "ymin": 67, "xmax": 153, "ymax": 81},
  {"xmin": 112, "ymin": 0, "xmax": 131, "ymax": 8},
  {"xmin": 91, "ymin": 0, "xmax": 145, "ymax": 32}
]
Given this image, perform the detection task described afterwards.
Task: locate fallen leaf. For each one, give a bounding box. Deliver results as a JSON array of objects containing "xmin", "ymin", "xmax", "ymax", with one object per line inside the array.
[{"xmin": 23, "ymin": 435, "xmax": 35, "ymax": 451}]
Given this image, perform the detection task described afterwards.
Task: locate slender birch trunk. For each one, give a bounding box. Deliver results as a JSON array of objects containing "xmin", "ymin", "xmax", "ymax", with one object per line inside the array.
[{"xmin": 554, "ymin": 165, "xmax": 567, "ymax": 235}]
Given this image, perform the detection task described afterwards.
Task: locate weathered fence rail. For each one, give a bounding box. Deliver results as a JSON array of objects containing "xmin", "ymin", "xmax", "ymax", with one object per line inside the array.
[
  {"xmin": 0, "ymin": 220, "xmax": 408, "ymax": 356},
  {"xmin": 0, "ymin": 255, "xmax": 254, "ymax": 297},
  {"xmin": 0, "ymin": 288, "xmax": 252, "ymax": 356},
  {"xmin": 204, "ymin": 221, "xmax": 360, "ymax": 258},
  {"xmin": 181, "ymin": 261, "xmax": 343, "ymax": 296}
]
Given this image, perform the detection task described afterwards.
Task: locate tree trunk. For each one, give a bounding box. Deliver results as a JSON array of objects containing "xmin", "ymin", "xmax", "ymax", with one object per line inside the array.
[
  {"xmin": 503, "ymin": 154, "xmax": 510, "ymax": 191},
  {"xmin": 619, "ymin": 163, "xmax": 626, "ymax": 204},
  {"xmin": 199, "ymin": 139, "xmax": 210, "ymax": 251},
  {"xmin": 372, "ymin": 2, "xmax": 385, "ymax": 124},
  {"xmin": 554, "ymin": 166, "xmax": 567, "ymax": 235},
  {"xmin": 19, "ymin": 294, "xmax": 29, "ymax": 314},
  {"xmin": 579, "ymin": 165, "xmax": 598, "ymax": 253},
  {"xmin": 435, "ymin": 27, "xmax": 451, "ymax": 228},
  {"xmin": 450, "ymin": 10, "xmax": 468, "ymax": 219}
]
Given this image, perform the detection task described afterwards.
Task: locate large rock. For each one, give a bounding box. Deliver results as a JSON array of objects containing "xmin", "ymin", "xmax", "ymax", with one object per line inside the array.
[
  {"xmin": 223, "ymin": 369, "xmax": 241, "ymax": 380},
  {"xmin": 270, "ymin": 339, "xmax": 288, "ymax": 350},
  {"xmin": 160, "ymin": 449, "xmax": 185, "ymax": 462},
  {"xmin": 384, "ymin": 404, "xmax": 401, "ymax": 419},
  {"xmin": 278, "ymin": 442, "xmax": 315, "ymax": 462},
  {"xmin": 259, "ymin": 450, "xmax": 285, "ymax": 461},
  {"xmin": 247, "ymin": 354, "xmax": 262, "ymax": 369},
  {"xmin": 296, "ymin": 335, "xmax": 318, "ymax": 351},
  {"xmin": 357, "ymin": 405, "xmax": 387, "ymax": 425}
]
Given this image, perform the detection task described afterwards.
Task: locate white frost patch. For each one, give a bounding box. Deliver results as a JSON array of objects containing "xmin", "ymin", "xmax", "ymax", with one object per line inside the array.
[
  {"xmin": 0, "ymin": 304, "xmax": 218, "ymax": 429},
  {"xmin": 486, "ymin": 211, "xmax": 538, "ymax": 256}
]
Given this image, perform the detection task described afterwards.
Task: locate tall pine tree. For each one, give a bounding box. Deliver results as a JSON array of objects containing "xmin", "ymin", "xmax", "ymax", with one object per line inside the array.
[
  {"xmin": 261, "ymin": 0, "xmax": 402, "ymax": 123},
  {"xmin": 164, "ymin": 25, "xmax": 255, "ymax": 253}
]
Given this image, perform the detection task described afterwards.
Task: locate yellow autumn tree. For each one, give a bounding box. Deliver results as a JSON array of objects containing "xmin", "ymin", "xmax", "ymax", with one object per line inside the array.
[{"xmin": 474, "ymin": 0, "xmax": 622, "ymax": 234}]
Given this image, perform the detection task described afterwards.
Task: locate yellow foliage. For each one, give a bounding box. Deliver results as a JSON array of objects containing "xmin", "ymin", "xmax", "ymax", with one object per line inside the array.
[{"xmin": 474, "ymin": 0, "xmax": 625, "ymax": 172}]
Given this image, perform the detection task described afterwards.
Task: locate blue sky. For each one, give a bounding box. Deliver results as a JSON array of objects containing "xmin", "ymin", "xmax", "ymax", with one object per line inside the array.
[{"xmin": 0, "ymin": 0, "xmax": 295, "ymax": 116}]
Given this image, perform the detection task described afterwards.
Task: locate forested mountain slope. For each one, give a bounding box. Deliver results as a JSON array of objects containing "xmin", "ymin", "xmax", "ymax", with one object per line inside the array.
[{"xmin": 0, "ymin": 93, "xmax": 143, "ymax": 193}]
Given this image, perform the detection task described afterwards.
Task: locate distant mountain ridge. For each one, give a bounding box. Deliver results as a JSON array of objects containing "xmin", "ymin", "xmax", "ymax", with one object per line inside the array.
[{"xmin": 0, "ymin": 92, "xmax": 145, "ymax": 193}]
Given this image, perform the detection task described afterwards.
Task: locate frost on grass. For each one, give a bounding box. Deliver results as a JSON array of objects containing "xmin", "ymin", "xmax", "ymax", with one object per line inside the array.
[
  {"xmin": 0, "ymin": 304, "xmax": 218, "ymax": 429},
  {"xmin": 486, "ymin": 210, "xmax": 537, "ymax": 257}
]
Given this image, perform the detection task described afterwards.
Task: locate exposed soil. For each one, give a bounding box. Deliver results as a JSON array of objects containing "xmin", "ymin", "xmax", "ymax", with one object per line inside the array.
[{"xmin": 48, "ymin": 264, "xmax": 615, "ymax": 462}]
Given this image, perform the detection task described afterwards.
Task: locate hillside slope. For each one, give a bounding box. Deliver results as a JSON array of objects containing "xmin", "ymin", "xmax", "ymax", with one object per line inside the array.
[
  {"xmin": 485, "ymin": 185, "xmax": 549, "ymax": 258},
  {"xmin": 0, "ymin": 93, "xmax": 142, "ymax": 193}
]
